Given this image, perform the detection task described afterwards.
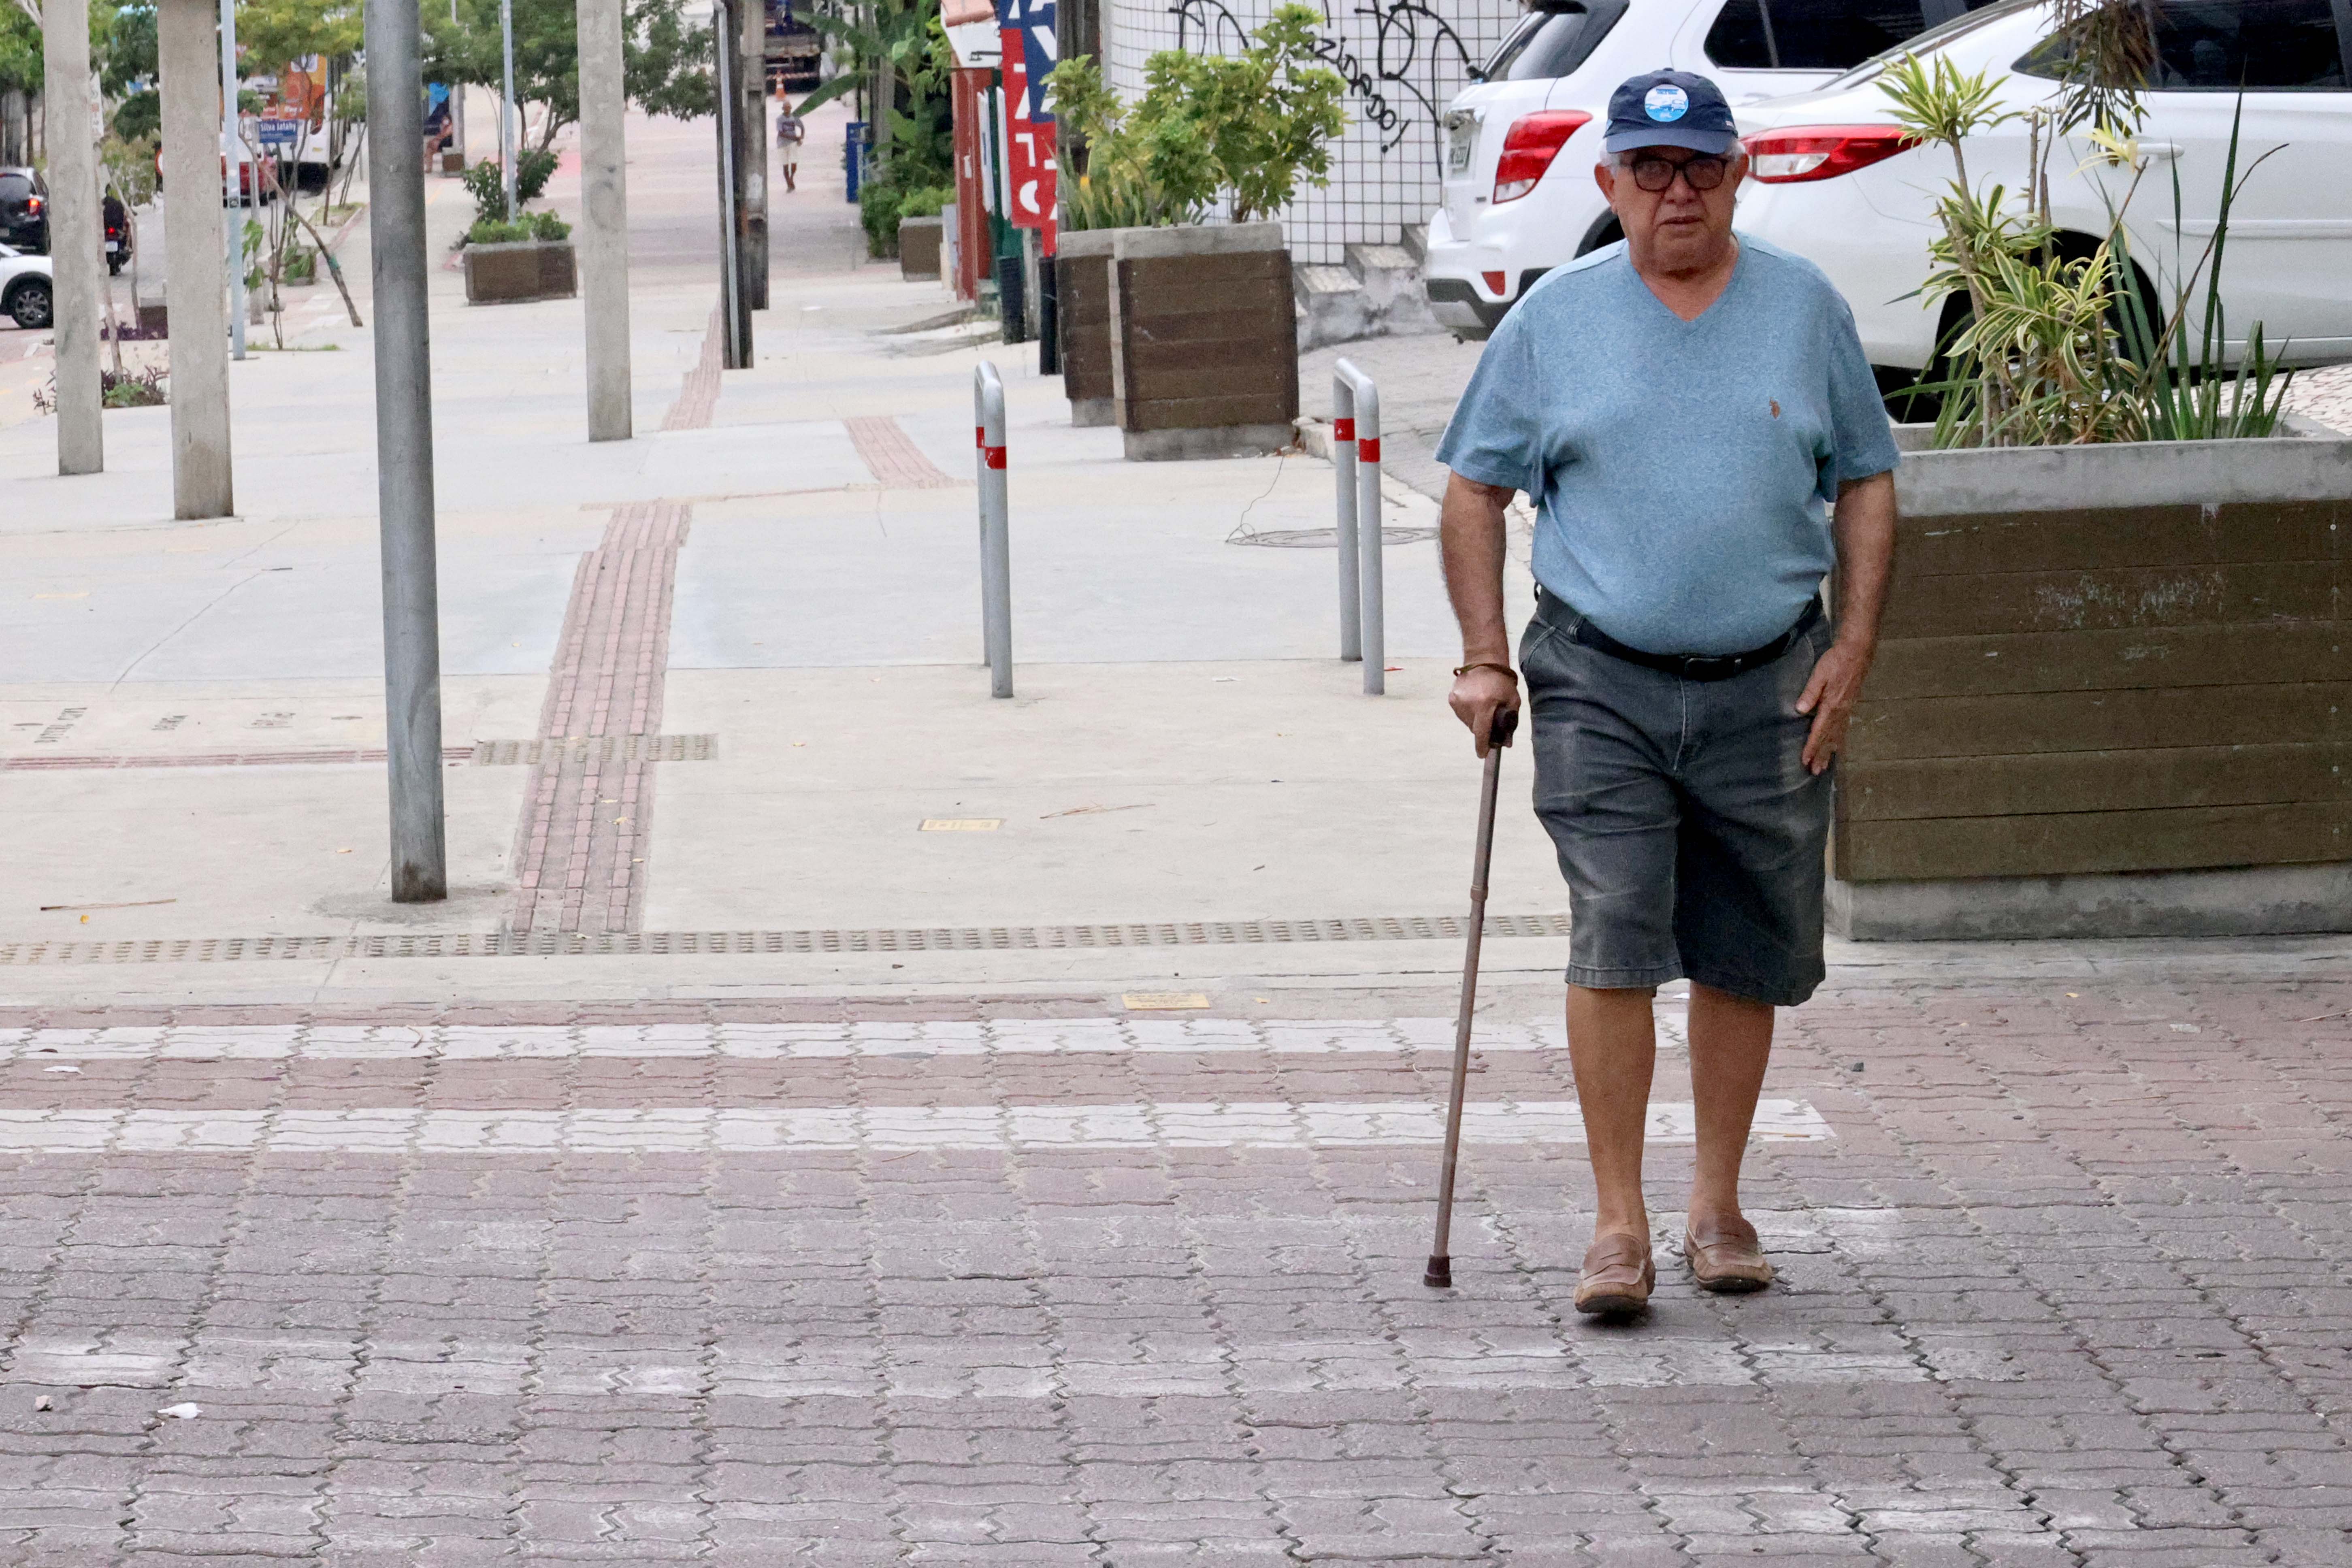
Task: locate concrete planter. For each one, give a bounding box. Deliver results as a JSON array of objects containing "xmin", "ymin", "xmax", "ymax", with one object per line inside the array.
[
  {"xmin": 1833, "ymin": 430, "xmax": 2352, "ymax": 940},
  {"xmin": 1059, "ymin": 223, "xmax": 1300, "ymax": 459},
  {"xmin": 462, "ymin": 240, "xmax": 577, "ymax": 305},
  {"xmin": 898, "ymin": 215, "xmax": 942, "ymax": 280}
]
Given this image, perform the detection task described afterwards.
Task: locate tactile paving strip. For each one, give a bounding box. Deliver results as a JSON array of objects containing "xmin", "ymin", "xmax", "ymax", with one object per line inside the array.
[{"xmin": 0, "ymin": 912, "xmax": 1573, "ymax": 965}]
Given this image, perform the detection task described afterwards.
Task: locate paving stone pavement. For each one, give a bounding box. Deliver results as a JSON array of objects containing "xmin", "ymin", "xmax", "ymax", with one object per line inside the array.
[{"xmin": 4, "ymin": 982, "xmax": 2351, "ymax": 1564}]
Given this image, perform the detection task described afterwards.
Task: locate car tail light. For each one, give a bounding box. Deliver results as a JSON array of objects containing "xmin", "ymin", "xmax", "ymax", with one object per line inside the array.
[
  {"xmin": 1746, "ymin": 125, "xmax": 1914, "ymax": 183},
  {"xmin": 1481, "ymin": 271, "xmax": 1507, "ymax": 295},
  {"xmin": 1493, "ymin": 111, "xmax": 1591, "ymax": 203}
]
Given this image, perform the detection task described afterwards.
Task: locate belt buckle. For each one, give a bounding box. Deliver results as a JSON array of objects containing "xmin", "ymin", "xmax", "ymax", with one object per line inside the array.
[{"xmin": 1678, "ymin": 653, "xmax": 1733, "ymax": 680}]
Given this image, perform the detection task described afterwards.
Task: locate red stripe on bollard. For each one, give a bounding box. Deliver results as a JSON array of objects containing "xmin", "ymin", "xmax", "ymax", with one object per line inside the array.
[
  {"xmin": 975, "ymin": 424, "xmax": 986, "ymax": 448},
  {"xmin": 984, "ymin": 445, "xmax": 1007, "ymax": 470},
  {"xmin": 1357, "ymin": 437, "xmax": 1381, "ymax": 463},
  {"xmin": 1334, "ymin": 417, "xmax": 1354, "ymax": 442}
]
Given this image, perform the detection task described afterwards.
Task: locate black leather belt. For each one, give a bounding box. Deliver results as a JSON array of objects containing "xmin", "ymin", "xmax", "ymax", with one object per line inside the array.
[{"xmin": 1540, "ymin": 588, "xmax": 1824, "ymax": 683}]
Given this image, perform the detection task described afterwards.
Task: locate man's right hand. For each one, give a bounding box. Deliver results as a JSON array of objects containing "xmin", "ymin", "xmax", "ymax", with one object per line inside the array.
[{"xmin": 1449, "ymin": 665, "xmax": 1521, "ymax": 758}]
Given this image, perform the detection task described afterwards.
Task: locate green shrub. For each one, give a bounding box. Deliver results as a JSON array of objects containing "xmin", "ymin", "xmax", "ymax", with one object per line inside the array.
[
  {"xmin": 1046, "ymin": 3, "xmax": 1345, "ymax": 231},
  {"xmin": 897, "ymin": 184, "xmax": 951, "ymax": 220},
  {"xmin": 859, "ymin": 177, "xmax": 907, "ymax": 258},
  {"xmin": 461, "ymin": 146, "xmax": 560, "ymax": 226},
  {"xmin": 462, "ymin": 209, "xmax": 571, "ymax": 247}
]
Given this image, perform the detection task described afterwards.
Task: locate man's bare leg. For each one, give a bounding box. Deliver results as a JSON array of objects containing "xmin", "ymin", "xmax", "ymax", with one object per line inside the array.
[
  {"xmin": 1567, "ymin": 984, "xmax": 1658, "ymax": 1242},
  {"xmin": 1685, "ymin": 983, "xmax": 1774, "ymax": 1228},
  {"xmin": 1682, "ymin": 983, "xmax": 1778, "ymax": 1291}
]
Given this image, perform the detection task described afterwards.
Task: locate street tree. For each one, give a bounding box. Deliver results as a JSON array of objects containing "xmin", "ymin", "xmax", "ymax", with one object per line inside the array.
[{"xmin": 422, "ymin": 0, "xmax": 713, "ymax": 157}]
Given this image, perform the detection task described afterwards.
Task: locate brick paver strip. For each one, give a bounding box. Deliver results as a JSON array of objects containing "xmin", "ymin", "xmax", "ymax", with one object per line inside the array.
[
  {"xmin": 510, "ymin": 501, "xmax": 690, "ymax": 935},
  {"xmin": 660, "ymin": 304, "xmax": 724, "ymax": 432},
  {"xmin": 1, "ymin": 985, "xmax": 2349, "ymax": 1560},
  {"xmin": 844, "ymin": 414, "xmax": 961, "ymax": 489}
]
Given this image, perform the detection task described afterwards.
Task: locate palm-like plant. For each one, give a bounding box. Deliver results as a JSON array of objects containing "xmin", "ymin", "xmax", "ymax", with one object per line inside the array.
[{"xmin": 1881, "ymin": 13, "xmax": 2294, "ymax": 448}]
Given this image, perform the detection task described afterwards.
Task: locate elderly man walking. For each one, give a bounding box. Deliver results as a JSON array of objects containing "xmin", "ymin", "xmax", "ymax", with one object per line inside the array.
[{"xmin": 1436, "ymin": 70, "xmax": 1899, "ymax": 1316}]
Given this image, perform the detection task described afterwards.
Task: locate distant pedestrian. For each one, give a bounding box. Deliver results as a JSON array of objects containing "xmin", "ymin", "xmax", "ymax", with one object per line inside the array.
[
  {"xmin": 1434, "ymin": 70, "xmax": 1899, "ymax": 1317},
  {"xmin": 775, "ymin": 97, "xmax": 805, "ymax": 193}
]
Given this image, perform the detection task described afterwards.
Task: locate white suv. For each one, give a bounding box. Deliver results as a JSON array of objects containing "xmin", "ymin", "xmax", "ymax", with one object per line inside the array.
[
  {"xmin": 1735, "ymin": 0, "xmax": 2352, "ymax": 373},
  {"xmin": 1425, "ymin": 0, "xmax": 1972, "ymax": 337}
]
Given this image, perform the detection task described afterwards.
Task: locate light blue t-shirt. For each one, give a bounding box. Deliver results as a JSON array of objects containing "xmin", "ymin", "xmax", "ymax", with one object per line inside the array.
[{"xmin": 1435, "ymin": 234, "xmax": 1900, "ymax": 656}]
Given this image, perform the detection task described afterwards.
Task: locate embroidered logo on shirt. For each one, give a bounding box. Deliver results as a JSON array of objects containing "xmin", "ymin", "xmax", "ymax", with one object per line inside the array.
[
  {"xmin": 1644, "ymin": 84, "xmax": 1690, "ymax": 122},
  {"xmin": 1770, "ymin": 399, "xmax": 1782, "ymax": 418}
]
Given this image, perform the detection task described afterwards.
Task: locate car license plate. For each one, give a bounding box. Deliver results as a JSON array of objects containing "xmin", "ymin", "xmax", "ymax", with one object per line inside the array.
[
  {"xmin": 1447, "ymin": 115, "xmax": 1478, "ymax": 175},
  {"xmin": 105, "ymin": 240, "xmax": 119, "ymax": 252}
]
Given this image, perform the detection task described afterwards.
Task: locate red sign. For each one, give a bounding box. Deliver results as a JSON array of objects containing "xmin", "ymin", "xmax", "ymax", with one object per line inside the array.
[{"xmin": 998, "ymin": 27, "xmax": 1057, "ymax": 250}]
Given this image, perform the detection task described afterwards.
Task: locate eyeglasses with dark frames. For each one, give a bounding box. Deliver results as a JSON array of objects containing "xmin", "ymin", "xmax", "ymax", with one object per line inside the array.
[{"xmin": 1626, "ymin": 154, "xmax": 1732, "ymax": 193}]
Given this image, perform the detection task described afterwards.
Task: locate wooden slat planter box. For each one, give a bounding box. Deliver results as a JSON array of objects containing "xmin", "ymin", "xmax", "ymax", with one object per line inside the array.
[
  {"xmin": 1056, "ymin": 224, "xmax": 1299, "ymax": 458},
  {"xmin": 1832, "ymin": 432, "xmax": 2352, "ymax": 940},
  {"xmin": 1055, "ymin": 228, "xmax": 1119, "ymax": 428},
  {"xmin": 898, "ymin": 216, "xmax": 942, "ymax": 280},
  {"xmin": 462, "ymin": 240, "xmax": 577, "ymax": 305}
]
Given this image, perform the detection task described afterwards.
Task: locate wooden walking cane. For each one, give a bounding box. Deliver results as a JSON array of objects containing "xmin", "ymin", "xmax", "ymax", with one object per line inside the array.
[{"xmin": 1425, "ymin": 704, "xmax": 1517, "ymax": 1289}]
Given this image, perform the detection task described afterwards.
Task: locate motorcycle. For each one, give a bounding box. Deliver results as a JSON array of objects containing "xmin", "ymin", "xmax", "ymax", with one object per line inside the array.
[{"xmin": 103, "ymin": 199, "xmax": 132, "ymax": 276}]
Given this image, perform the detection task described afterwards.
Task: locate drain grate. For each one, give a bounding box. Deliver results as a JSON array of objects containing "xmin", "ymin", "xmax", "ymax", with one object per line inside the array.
[{"xmin": 0, "ymin": 914, "xmax": 1572, "ymax": 965}]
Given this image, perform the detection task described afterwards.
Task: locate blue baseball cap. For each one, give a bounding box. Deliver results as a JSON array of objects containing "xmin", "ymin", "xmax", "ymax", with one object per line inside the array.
[{"xmin": 1602, "ymin": 69, "xmax": 1739, "ymax": 156}]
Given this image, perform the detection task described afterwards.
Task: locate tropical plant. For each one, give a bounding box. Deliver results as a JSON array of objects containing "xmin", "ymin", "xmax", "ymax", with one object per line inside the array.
[
  {"xmin": 1046, "ymin": 3, "xmax": 1345, "ymax": 230},
  {"xmin": 1880, "ymin": 6, "xmax": 2292, "ymax": 448}
]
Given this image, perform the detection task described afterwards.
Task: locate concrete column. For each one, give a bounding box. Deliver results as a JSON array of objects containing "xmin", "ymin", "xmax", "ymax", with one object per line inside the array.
[
  {"xmin": 366, "ymin": 0, "xmax": 450, "ymax": 901},
  {"xmin": 42, "ymin": 0, "xmax": 104, "ymax": 475},
  {"xmin": 158, "ymin": 0, "xmax": 233, "ymax": 519},
  {"xmin": 576, "ymin": 0, "xmax": 632, "ymax": 441},
  {"xmin": 738, "ymin": 0, "xmax": 767, "ymax": 310}
]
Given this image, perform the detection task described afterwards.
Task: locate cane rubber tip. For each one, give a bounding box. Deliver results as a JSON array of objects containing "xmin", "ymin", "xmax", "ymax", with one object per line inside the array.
[{"xmin": 1423, "ymin": 1256, "xmax": 1453, "ymax": 1289}]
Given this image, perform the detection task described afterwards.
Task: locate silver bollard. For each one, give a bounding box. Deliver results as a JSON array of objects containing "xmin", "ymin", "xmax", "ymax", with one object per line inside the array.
[
  {"xmin": 1332, "ymin": 369, "xmax": 1361, "ymax": 663},
  {"xmin": 975, "ymin": 362, "xmax": 1014, "ymax": 699},
  {"xmin": 1334, "ymin": 358, "xmax": 1385, "ymax": 695}
]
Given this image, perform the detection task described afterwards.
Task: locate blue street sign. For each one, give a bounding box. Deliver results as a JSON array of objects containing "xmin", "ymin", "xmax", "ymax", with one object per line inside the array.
[{"xmin": 257, "ymin": 117, "xmax": 301, "ymax": 147}]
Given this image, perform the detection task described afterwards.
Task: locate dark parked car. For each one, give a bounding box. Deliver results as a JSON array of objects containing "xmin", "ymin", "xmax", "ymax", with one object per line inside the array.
[{"xmin": 0, "ymin": 167, "xmax": 46, "ymax": 252}]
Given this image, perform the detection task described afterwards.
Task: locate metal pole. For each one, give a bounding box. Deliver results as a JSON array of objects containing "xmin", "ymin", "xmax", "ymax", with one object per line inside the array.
[
  {"xmin": 1355, "ymin": 375, "xmax": 1386, "ymax": 696},
  {"xmin": 367, "ymin": 0, "xmax": 450, "ymax": 901},
  {"xmin": 500, "ymin": 0, "xmax": 517, "ymax": 218},
  {"xmin": 1332, "ymin": 364, "xmax": 1361, "ymax": 662},
  {"xmin": 43, "ymin": 0, "xmax": 104, "ymax": 474},
  {"xmin": 220, "ymin": 0, "xmax": 245, "ymax": 359},
  {"xmin": 975, "ymin": 362, "xmax": 1013, "ymax": 699},
  {"xmin": 738, "ymin": 0, "xmax": 768, "ymax": 311},
  {"xmin": 712, "ymin": 0, "xmax": 748, "ymax": 368},
  {"xmin": 1424, "ymin": 707, "xmax": 1515, "ymax": 1289}
]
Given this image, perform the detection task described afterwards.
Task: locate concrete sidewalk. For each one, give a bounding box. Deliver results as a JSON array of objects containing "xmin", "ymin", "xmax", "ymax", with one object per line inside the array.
[{"xmin": 0, "ymin": 104, "xmax": 1544, "ymax": 1016}]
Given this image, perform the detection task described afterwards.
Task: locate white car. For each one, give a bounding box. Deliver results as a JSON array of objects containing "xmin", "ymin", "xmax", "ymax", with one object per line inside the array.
[
  {"xmin": 1424, "ymin": 0, "xmax": 1971, "ymax": 337},
  {"xmin": 0, "ymin": 241, "xmax": 52, "ymax": 330},
  {"xmin": 1735, "ymin": 0, "xmax": 2352, "ymax": 374}
]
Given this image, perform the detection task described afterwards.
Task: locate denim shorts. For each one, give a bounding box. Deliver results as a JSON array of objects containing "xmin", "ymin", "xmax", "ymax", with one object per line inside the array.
[{"xmin": 1521, "ymin": 590, "xmax": 1833, "ymax": 1007}]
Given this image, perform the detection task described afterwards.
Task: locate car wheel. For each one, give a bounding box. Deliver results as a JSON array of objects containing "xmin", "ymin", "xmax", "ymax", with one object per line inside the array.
[{"xmin": 7, "ymin": 277, "xmax": 52, "ymax": 330}]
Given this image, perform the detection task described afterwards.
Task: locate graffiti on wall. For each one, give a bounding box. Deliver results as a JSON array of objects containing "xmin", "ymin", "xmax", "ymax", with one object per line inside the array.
[{"xmin": 1168, "ymin": 0, "xmax": 1478, "ymax": 166}]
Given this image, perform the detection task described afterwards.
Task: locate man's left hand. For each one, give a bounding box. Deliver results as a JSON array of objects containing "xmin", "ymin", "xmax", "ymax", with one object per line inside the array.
[{"xmin": 1796, "ymin": 639, "xmax": 1873, "ymax": 775}]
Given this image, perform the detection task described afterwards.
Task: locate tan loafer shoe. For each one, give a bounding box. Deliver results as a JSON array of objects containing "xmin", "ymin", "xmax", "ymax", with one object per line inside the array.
[
  {"xmin": 1573, "ymin": 1231, "xmax": 1655, "ymax": 1316},
  {"xmin": 1683, "ymin": 1217, "xmax": 1774, "ymax": 1293}
]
